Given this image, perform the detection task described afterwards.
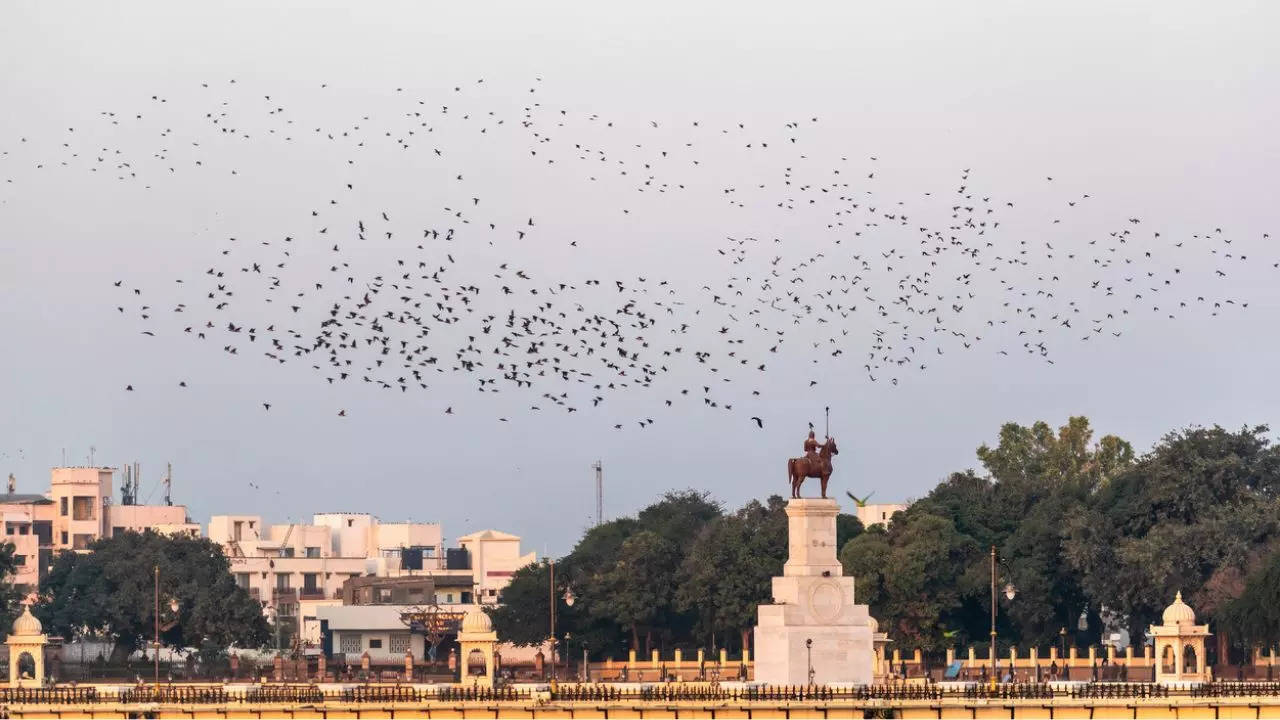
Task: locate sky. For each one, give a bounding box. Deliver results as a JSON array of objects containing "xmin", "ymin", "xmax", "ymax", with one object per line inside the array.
[{"xmin": 1, "ymin": 1, "xmax": 1277, "ymax": 555}]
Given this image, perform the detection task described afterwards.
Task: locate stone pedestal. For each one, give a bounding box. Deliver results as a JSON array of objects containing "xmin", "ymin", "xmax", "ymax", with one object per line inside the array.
[{"xmin": 754, "ymin": 498, "xmax": 873, "ymax": 686}]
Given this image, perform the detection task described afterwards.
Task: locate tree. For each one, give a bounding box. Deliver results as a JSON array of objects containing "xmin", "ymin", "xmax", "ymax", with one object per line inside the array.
[
  {"xmin": 36, "ymin": 531, "xmax": 268, "ymax": 660},
  {"xmin": 836, "ymin": 513, "xmax": 864, "ymax": 552},
  {"xmin": 1065, "ymin": 425, "xmax": 1280, "ymax": 647},
  {"xmin": 909, "ymin": 418, "xmax": 1133, "ymax": 647},
  {"xmin": 598, "ymin": 530, "xmax": 678, "ymax": 654},
  {"xmin": 487, "ymin": 561, "xmax": 557, "ymax": 647},
  {"xmin": 0, "ymin": 542, "xmax": 25, "ymax": 638},
  {"xmin": 677, "ymin": 496, "xmax": 787, "ymax": 653},
  {"xmin": 840, "ymin": 513, "xmax": 981, "ymax": 650},
  {"xmin": 1220, "ymin": 548, "xmax": 1280, "ymax": 650}
]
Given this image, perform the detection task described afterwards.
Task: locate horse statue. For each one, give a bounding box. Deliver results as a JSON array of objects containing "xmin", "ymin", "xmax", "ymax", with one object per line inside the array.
[{"xmin": 788, "ymin": 436, "xmax": 838, "ymax": 498}]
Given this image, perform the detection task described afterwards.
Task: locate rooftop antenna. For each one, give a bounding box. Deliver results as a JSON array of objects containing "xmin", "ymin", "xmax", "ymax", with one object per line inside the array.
[
  {"xmin": 164, "ymin": 463, "xmax": 172, "ymax": 506},
  {"xmin": 592, "ymin": 460, "xmax": 603, "ymax": 527}
]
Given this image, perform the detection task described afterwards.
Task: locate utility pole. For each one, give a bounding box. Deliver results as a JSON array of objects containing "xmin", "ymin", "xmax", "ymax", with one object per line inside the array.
[
  {"xmin": 154, "ymin": 565, "xmax": 160, "ymax": 689},
  {"xmin": 592, "ymin": 461, "xmax": 603, "ymax": 527},
  {"xmin": 548, "ymin": 557, "xmax": 556, "ymax": 681},
  {"xmin": 989, "ymin": 545, "xmax": 997, "ymax": 683},
  {"xmin": 163, "ymin": 463, "xmax": 172, "ymax": 506}
]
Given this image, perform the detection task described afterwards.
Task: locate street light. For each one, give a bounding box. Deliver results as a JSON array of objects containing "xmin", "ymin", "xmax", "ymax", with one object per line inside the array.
[
  {"xmin": 805, "ymin": 638, "xmax": 814, "ymax": 686},
  {"xmin": 153, "ymin": 567, "xmax": 181, "ymax": 690},
  {"xmin": 989, "ymin": 546, "xmax": 1016, "ymax": 683},
  {"xmin": 153, "ymin": 566, "xmax": 160, "ymax": 689}
]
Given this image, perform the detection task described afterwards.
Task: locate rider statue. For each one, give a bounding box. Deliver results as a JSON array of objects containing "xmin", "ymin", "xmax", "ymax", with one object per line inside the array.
[{"xmin": 804, "ymin": 430, "xmax": 820, "ymax": 464}]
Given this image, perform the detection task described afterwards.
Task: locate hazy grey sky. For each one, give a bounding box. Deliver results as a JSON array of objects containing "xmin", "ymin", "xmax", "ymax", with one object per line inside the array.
[{"xmin": 1, "ymin": 1, "xmax": 1277, "ymax": 555}]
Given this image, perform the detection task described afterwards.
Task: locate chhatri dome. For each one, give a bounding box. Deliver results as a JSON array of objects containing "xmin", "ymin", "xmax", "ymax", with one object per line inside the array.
[
  {"xmin": 1162, "ymin": 591, "xmax": 1196, "ymax": 626},
  {"xmin": 10, "ymin": 605, "xmax": 42, "ymax": 636},
  {"xmin": 461, "ymin": 606, "xmax": 493, "ymax": 634}
]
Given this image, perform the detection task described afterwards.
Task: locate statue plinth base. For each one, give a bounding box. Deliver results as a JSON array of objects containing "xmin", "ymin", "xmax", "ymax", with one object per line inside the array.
[{"xmin": 753, "ymin": 498, "xmax": 873, "ymax": 686}]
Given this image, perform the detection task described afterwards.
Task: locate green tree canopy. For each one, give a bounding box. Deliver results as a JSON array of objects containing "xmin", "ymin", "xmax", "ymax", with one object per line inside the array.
[
  {"xmin": 676, "ymin": 495, "xmax": 787, "ymax": 653},
  {"xmin": 1065, "ymin": 425, "xmax": 1280, "ymax": 644},
  {"xmin": 0, "ymin": 542, "xmax": 25, "ymax": 639},
  {"xmin": 35, "ymin": 531, "xmax": 268, "ymax": 660}
]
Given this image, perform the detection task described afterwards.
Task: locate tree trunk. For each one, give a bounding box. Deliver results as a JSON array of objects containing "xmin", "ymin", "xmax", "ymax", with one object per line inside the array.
[
  {"xmin": 109, "ymin": 641, "xmax": 133, "ymax": 665},
  {"xmin": 631, "ymin": 624, "xmax": 639, "ymax": 654}
]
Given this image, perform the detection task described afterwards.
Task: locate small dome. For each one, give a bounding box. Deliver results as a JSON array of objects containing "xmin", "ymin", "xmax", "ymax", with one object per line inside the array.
[
  {"xmin": 11, "ymin": 605, "xmax": 42, "ymax": 636},
  {"xmin": 868, "ymin": 616, "xmax": 879, "ymax": 633},
  {"xmin": 1162, "ymin": 591, "xmax": 1196, "ymax": 626},
  {"xmin": 461, "ymin": 607, "xmax": 492, "ymax": 633}
]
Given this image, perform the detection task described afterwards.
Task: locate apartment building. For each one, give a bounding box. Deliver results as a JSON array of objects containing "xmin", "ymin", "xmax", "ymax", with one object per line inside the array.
[{"xmin": 0, "ymin": 468, "xmax": 198, "ymax": 590}]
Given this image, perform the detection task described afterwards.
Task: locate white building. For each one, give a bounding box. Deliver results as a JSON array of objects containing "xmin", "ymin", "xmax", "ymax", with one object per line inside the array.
[
  {"xmin": 854, "ymin": 503, "xmax": 907, "ymax": 528},
  {"xmin": 458, "ymin": 529, "xmax": 537, "ymax": 604},
  {"xmin": 207, "ymin": 515, "xmax": 537, "ymax": 650}
]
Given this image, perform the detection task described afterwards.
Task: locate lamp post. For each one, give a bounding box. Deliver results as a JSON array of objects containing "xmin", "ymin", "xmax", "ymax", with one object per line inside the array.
[
  {"xmin": 989, "ymin": 546, "xmax": 1016, "ymax": 683},
  {"xmin": 1059, "ymin": 627, "xmax": 1067, "ymax": 666},
  {"xmin": 548, "ymin": 558, "xmax": 555, "ymax": 681},
  {"xmin": 805, "ymin": 638, "xmax": 814, "ymax": 686},
  {"xmin": 153, "ymin": 566, "xmax": 179, "ymax": 689},
  {"xmin": 563, "ymin": 587, "xmax": 575, "ymax": 682},
  {"xmin": 153, "ymin": 565, "xmax": 159, "ymax": 689}
]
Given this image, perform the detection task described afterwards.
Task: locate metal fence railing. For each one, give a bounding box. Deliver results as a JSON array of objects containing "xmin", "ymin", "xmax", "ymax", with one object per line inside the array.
[{"xmin": 5, "ymin": 682, "xmax": 1280, "ymax": 706}]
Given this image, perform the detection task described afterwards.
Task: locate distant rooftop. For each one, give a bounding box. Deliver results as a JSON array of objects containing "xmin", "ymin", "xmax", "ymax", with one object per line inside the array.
[{"xmin": 0, "ymin": 493, "xmax": 53, "ymax": 505}]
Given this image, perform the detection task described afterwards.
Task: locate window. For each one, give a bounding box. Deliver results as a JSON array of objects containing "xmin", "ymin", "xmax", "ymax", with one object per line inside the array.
[
  {"xmin": 235, "ymin": 573, "xmax": 250, "ymax": 589},
  {"xmin": 233, "ymin": 521, "xmax": 243, "ymax": 541},
  {"xmin": 376, "ymin": 588, "xmax": 392, "ymax": 604},
  {"xmin": 279, "ymin": 547, "xmax": 295, "ymax": 558},
  {"xmin": 340, "ymin": 634, "xmax": 361, "ymax": 654},
  {"xmin": 276, "ymin": 603, "xmax": 295, "ymax": 617},
  {"xmin": 60, "ymin": 531, "xmax": 68, "ymax": 545},
  {"xmin": 14, "ymin": 555, "xmax": 25, "ymax": 566},
  {"xmin": 112, "ymin": 527, "xmax": 125, "ymax": 537},
  {"xmin": 445, "ymin": 593, "xmax": 455, "ymax": 604},
  {"xmin": 368, "ymin": 638, "xmax": 382, "ymax": 649},
  {"xmin": 302, "ymin": 573, "xmax": 319, "ymax": 591},
  {"xmin": 72, "ymin": 496, "xmax": 95, "ymax": 521},
  {"xmin": 18, "ymin": 525, "xmax": 27, "ymax": 535},
  {"xmin": 60, "ymin": 498, "xmax": 67, "ymax": 516},
  {"xmin": 275, "ymin": 573, "xmax": 291, "ymax": 590},
  {"xmin": 72, "ymin": 534, "xmax": 93, "ymax": 550},
  {"xmin": 390, "ymin": 634, "xmax": 410, "ymax": 654},
  {"xmin": 305, "ymin": 546, "xmax": 321, "ymax": 558}
]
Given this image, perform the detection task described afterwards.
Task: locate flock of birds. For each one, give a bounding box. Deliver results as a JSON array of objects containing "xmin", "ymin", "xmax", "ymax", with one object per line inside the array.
[{"xmin": 2, "ymin": 77, "xmax": 1274, "ymax": 431}]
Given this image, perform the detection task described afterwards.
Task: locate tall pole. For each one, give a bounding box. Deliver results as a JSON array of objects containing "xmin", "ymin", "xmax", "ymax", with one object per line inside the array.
[
  {"xmin": 824, "ymin": 406, "xmax": 829, "ymax": 438},
  {"xmin": 989, "ymin": 545, "xmax": 997, "ymax": 682},
  {"xmin": 154, "ymin": 565, "xmax": 160, "ymax": 689},
  {"xmin": 593, "ymin": 461, "xmax": 603, "ymax": 527},
  {"xmin": 549, "ymin": 558, "xmax": 556, "ymax": 681}
]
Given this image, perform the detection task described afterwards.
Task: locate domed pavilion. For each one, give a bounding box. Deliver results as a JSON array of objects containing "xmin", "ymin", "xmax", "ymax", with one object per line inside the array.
[
  {"xmin": 5, "ymin": 603, "xmax": 48, "ymax": 688},
  {"xmin": 1149, "ymin": 591, "xmax": 1211, "ymax": 685},
  {"xmin": 457, "ymin": 606, "xmax": 498, "ymax": 687}
]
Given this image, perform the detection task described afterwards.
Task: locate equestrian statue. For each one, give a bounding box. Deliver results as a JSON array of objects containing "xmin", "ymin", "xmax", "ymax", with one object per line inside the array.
[{"xmin": 788, "ymin": 428, "xmax": 839, "ymax": 499}]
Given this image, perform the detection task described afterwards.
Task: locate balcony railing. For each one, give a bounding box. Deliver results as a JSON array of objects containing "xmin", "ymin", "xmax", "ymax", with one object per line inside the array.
[
  {"xmin": 298, "ymin": 587, "xmax": 326, "ymax": 600},
  {"xmin": 273, "ymin": 588, "xmax": 296, "ymax": 602},
  {"xmin": 247, "ymin": 587, "xmax": 260, "ymax": 601}
]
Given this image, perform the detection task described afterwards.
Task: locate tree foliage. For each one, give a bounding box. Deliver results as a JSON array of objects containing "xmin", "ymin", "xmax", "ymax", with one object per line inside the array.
[
  {"xmin": 0, "ymin": 542, "xmax": 25, "ymax": 638},
  {"xmin": 35, "ymin": 531, "xmax": 269, "ymax": 659},
  {"xmin": 493, "ymin": 419, "xmax": 1280, "ymax": 660}
]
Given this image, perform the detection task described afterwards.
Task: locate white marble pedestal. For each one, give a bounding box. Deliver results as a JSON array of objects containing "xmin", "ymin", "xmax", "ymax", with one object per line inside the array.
[{"xmin": 753, "ymin": 498, "xmax": 873, "ymax": 685}]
